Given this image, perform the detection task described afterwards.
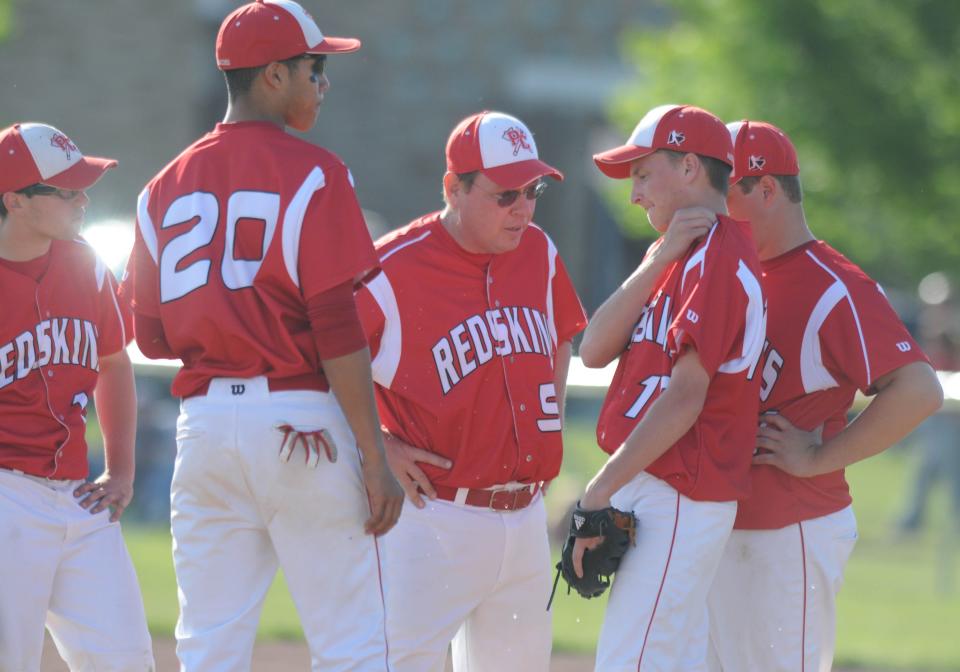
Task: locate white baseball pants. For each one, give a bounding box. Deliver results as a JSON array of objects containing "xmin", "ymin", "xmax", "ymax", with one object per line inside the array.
[
  {"xmin": 381, "ymin": 494, "xmax": 553, "ymax": 672},
  {"xmin": 707, "ymin": 506, "xmax": 858, "ymax": 672},
  {"xmin": 171, "ymin": 377, "xmax": 388, "ymax": 672},
  {"xmin": 596, "ymin": 472, "xmax": 737, "ymax": 672},
  {"xmin": 0, "ymin": 468, "xmax": 154, "ymax": 672}
]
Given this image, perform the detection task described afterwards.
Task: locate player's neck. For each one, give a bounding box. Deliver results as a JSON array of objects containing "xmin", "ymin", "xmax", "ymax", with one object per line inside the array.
[
  {"xmin": 222, "ymin": 98, "xmax": 286, "ymax": 129},
  {"xmin": 0, "ymin": 218, "xmax": 53, "ymax": 261},
  {"xmin": 685, "ymin": 190, "xmax": 728, "ymax": 219},
  {"xmin": 759, "ymin": 208, "xmax": 814, "ymax": 261}
]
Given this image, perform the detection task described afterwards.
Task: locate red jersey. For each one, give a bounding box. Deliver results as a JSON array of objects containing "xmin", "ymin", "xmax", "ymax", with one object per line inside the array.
[
  {"xmin": 735, "ymin": 241, "xmax": 928, "ymax": 529},
  {"xmin": 355, "ymin": 213, "xmax": 587, "ymax": 489},
  {"xmin": 123, "ymin": 121, "xmax": 377, "ymax": 398},
  {"xmin": 597, "ymin": 215, "xmax": 765, "ymax": 502},
  {"xmin": 0, "ymin": 240, "xmax": 128, "ymax": 479}
]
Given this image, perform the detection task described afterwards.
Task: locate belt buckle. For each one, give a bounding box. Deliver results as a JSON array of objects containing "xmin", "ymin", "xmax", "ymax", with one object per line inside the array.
[
  {"xmin": 488, "ymin": 487, "xmax": 519, "ymax": 511},
  {"xmin": 488, "ymin": 484, "xmax": 537, "ymax": 511}
]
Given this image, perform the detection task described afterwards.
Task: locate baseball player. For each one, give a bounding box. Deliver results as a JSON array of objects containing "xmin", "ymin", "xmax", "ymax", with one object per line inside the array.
[
  {"xmin": 121, "ymin": 2, "xmax": 403, "ymax": 669},
  {"xmin": 706, "ymin": 120, "xmax": 943, "ymax": 672},
  {"xmin": 0, "ymin": 123, "xmax": 154, "ymax": 671},
  {"xmin": 354, "ymin": 110, "xmax": 587, "ymax": 671},
  {"xmin": 575, "ymin": 104, "xmax": 766, "ymax": 670}
]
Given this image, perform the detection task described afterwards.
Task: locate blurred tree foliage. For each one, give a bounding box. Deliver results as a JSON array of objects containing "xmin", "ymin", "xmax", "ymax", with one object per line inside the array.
[
  {"xmin": 0, "ymin": 0, "xmax": 10, "ymax": 40},
  {"xmin": 610, "ymin": 0, "xmax": 960, "ymax": 288}
]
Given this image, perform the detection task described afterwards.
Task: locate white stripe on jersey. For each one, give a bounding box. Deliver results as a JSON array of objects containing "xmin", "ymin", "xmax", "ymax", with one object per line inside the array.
[
  {"xmin": 137, "ymin": 187, "xmax": 159, "ymax": 264},
  {"xmin": 380, "ymin": 230, "xmax": 432, "ymax": 263},
  {"xmin": 800, "ymin": 250, "xmax": 871, "ymax": 392},
  {"xmin": 680, "ymin": 221, "xmax": 718, "ymax": 294},
  {"xmin": 718, "ymin": 259, "xmax": 766, "ymax": 374},
  {"xmin": 281, "ymin": 166, "xmax": 326, "ymax": 288},
  {"xmin": 544, "ymin": 233, "xmax": 559, "ymax": 368},
  {"xmin": 365, "ymin": 272, "xmax": 402, "ymax": 388}
]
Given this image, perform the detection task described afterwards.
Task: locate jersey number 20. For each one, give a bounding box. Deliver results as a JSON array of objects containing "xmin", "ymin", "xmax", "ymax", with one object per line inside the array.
[{"xmin": 159, "ymin": 191, "xmax": 279, "ymax": 302}]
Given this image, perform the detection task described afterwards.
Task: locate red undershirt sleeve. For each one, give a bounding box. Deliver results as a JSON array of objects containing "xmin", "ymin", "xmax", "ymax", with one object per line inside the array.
[{"xmin": 307, "ymin": 279, "xmax": 368, "ymax": 360}]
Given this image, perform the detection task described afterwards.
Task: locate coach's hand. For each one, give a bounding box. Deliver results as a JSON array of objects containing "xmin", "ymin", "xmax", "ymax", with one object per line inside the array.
[
  {"xmin": 74, "ymin": 471, "xmax": 134, "ymax": 522},
  {"xmin": 658, "ymin": 207, "xmax": 715, "ymax": 262},
  {"xmin": 361, "ymin": 455, "xmax": 404, "ymax": 536},
  {"xmin": 753, "ymin": 413, "xmax": 824, "ymax": 477},
  {"xmin": 384, "ymin": 432, "xmax": 453, "ymax": 508}
]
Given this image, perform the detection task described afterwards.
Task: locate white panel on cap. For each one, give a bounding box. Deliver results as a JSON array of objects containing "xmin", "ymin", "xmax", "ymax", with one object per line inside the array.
[
  {"xmin": 266, "ymin": 0, "xmax": 324, "ymax": 46},
  {"xmin": 18, "ymin": 123, "xmax": 82, "ymax": 180},
  {"xmin": 726, "ymin": 121, "xmax": 746, "ymax": 146},
  {"xmin": 477, "ymin": 112, "xmax": 539, "ymax": 169},
  {"xmin": 627, "ymin": 104, "xmax": 680, "ymax": 148}
]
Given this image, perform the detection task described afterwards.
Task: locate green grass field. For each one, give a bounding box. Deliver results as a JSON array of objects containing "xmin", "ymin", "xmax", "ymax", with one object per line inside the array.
[{"xmin": 123, "ymin": 421, "xmax": 960, "ymax": 670}]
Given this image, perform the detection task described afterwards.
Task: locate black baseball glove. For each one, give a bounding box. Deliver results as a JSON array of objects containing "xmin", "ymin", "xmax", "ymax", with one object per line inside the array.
[{"xmin": 549, "ymin": 503, "xmax": 637, "ymax": 606}]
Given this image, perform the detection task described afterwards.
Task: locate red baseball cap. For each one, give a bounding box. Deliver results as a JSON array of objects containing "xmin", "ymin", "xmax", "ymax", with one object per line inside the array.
[
  {"xmin": 727, "ymin": 120, "xmax": 800, "ymax": 184},
  {"xmin": 216, "ymin": 0, "xmax": 360, "ymax": 71},
  {"xmin": 594, "ymin": 104, "xmax": 735, "ymax": 179},
  {"xmin": 0, "ymin": 123, "xmax": 117, "ymax": 194},
  {"xmin": 446, "ymin": 111, "xmax": 564, "ymax": 190}
]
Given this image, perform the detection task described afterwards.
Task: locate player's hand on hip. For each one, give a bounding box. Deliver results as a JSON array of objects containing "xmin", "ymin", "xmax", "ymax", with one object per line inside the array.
[
  {"xmin": 361, "ymin": 457, "xmax": 404, "ymax": 536},
  {"xmin": 383, "ymin": 432, "xmax": 452, "ymax": 508},
  {"xmin": 74, "ymin": 472, "xmax": 134, "ymax": 522},
  {"xmin": 658, "ymin": 207, "xmax": 715, "ymax": 262},
  {"xmin": 753, "ymin": 412, "xmax": 824, "ymax": 477}
]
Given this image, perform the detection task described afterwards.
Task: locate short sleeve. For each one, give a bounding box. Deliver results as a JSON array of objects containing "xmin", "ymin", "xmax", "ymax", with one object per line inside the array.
[
  {"xmin": 668, "ymin": 242, "xmax": 749, "ymax": 377},
  {"xmin": 820, "ymin": 277, "xmax": 927, "ymax": 394},
  {"xmin": 552, "ymin": 254, "xmax": 587, "ymax": 344},
  {"xmin": 97, "ymin": 271, "xmax": 130, "ymax": 356},
  {"xmin": 123, "ymin": 223, "xmax": 161, "ymax": 318},
  {"xmin": 299, "ymin": 164, "xmax": 379, "ymax": 300},
  {"xmin": 355, "ymin": 283, "xmax": 386, "ymax": 360}
]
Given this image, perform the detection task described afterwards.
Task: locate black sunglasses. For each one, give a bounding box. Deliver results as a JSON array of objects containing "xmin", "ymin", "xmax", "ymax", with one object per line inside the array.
[
  {"xmin": 487, "ymin": 181, "xmax": 549, "ymax": 208},
  {"xmin": 16, "ymin": 184, "xmax": 83, "ymax": 200},
  {"xmin": 304, "ymin": 54, "xmax": 326, "ymax": 80}
]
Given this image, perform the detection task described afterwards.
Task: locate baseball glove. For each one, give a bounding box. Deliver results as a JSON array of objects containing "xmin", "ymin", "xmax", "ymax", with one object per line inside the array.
[{"xmin": 549, "ymin": 503, "xmax": 637, "ymax": 605}]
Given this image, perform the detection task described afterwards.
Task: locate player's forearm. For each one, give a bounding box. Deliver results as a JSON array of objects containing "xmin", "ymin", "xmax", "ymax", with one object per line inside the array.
[
  {"xmin": 554, "ymin": 340, "xmax": 573, "ymax": 426},
  {"xmin": 579, "ymin": 253, "xmax": 669, "ymax": 368},
  {"xmin": 93, "ymin": 350, "xmax": 138, "ymax": 481},
  {"xmin": 811, "ymin": 361, "xmax": 943, "ymax": 475},
  {"xmin": 321, "ymin": 347, "xmax": 388, "ymax": 463},
  {"xmin": 583, "ymin": 383, "xmax": 705, "ymax": 507}
]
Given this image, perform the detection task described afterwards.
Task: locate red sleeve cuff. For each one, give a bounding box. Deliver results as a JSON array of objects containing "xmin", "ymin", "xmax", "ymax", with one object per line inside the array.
[{"xmin": 307, "ymin": 280, "xmax": 368, "ymax": 360}]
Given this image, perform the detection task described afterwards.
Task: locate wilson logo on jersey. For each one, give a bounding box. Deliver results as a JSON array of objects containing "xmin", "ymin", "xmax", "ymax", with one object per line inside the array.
[
  {"xmin": 0, "ymin": 318, "xmax": 100, "ymax": 390},
  {"xmin": 432, "ymin": 306, "xmax": 553, "ymax": 394},
  {"xmin": 896, "ymin": 341, "xmax": 912, "ymax": 353},
  {"xmin": 630, "ymin": 291, "xmax": 673, "ymax": 351}
]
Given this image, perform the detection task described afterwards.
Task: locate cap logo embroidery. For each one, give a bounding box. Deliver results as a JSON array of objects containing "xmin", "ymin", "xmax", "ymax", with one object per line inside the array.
[
  {"xmin": 502, "ymin": 126, "xmax": 532, "ymax": 156},
  {"xmin": 748, "ymin": 155, "xmax": 766, "ymax": 171},
  {"xmin": 667, "ymin": 130, "xmax": 685, "ymax": 146},
  {"xmin": 49, "ymin": 133, "xmax": 78, "ymax": 160}
]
